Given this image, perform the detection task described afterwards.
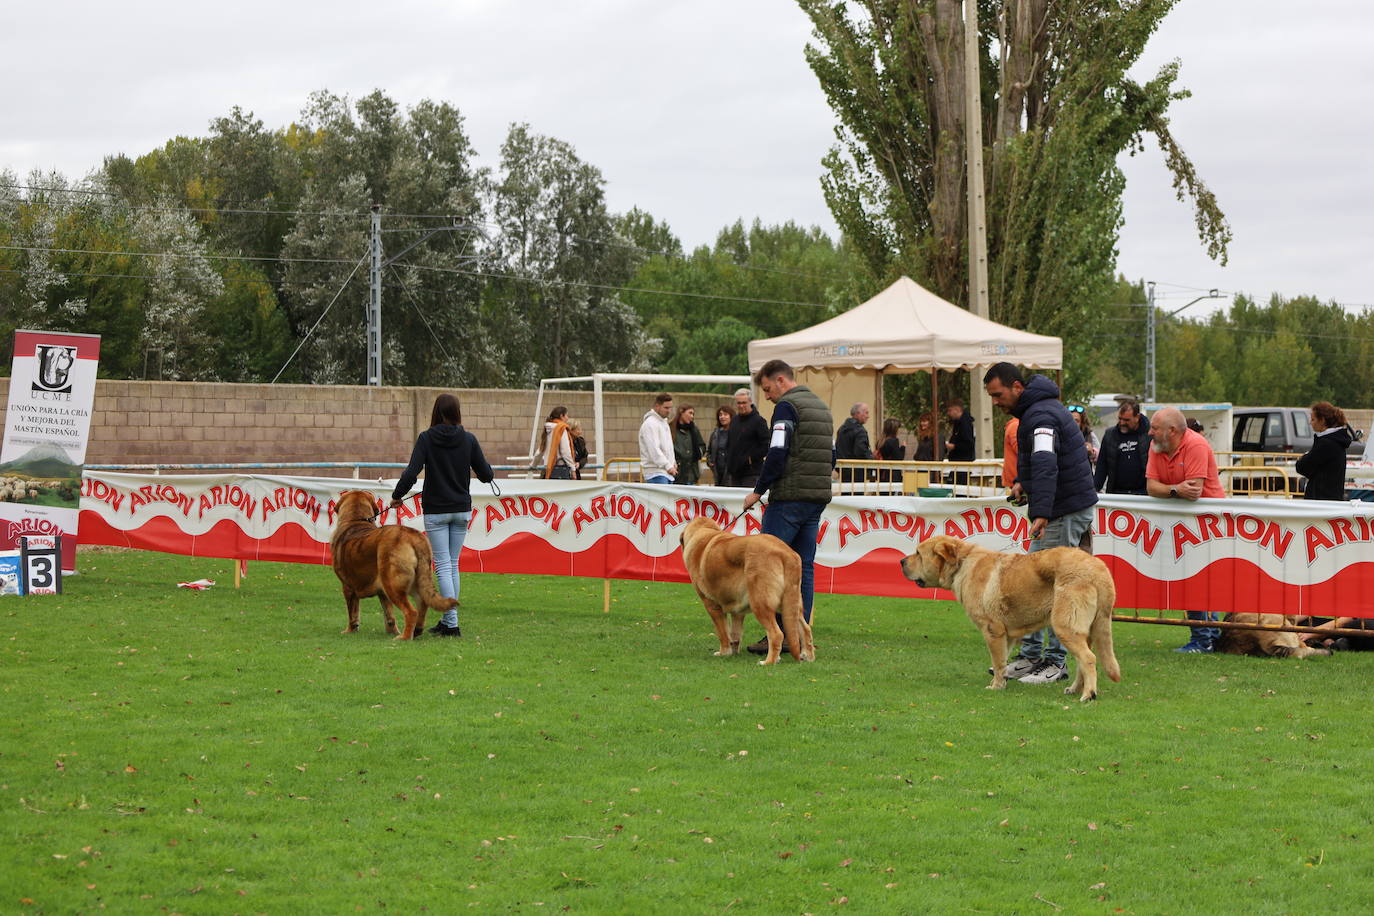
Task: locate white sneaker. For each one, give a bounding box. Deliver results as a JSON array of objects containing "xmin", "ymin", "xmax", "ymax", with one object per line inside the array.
[
  {"xmin": 999, "ymin": 656, "xmax": 1040, "ymax": 679},
  {"xmin": 1019, "ymin": 660, "xmax": 1069, "ymax": 685}
]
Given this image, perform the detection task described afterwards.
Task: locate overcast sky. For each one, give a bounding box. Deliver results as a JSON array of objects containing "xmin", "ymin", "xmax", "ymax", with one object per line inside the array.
[{"xmin": 4, "ymin": 0, "xmax": 1370, "ymax": 314}]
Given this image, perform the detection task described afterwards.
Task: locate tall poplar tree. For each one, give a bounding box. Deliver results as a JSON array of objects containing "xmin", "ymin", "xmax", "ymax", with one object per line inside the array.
[{"xmin": 798, "ymin": 0, "xmax": 1230, "ymax": 389}]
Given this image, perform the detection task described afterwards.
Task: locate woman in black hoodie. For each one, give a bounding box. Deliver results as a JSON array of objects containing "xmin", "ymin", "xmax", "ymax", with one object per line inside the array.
[
  {"xmin": 390, "ymin": 394, "xmax": 494, "ymax": 637},
  {"xmin": 1295, "ymin": 401, "xmax": 1353, "ymax": 501}
]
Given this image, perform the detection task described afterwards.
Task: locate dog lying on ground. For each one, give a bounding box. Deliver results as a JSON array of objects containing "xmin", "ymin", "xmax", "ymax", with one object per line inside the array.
[
  {"xmin": 679, "ymin": 516, "xmax": 814, "ymax": 665},
  {"xmin": 330, "ymin": 490, "xmax": 457, "ymax": 639},
  {"xmin": 899, "ymin": 535, "xmax": 1120, "ymax": 701},
  {"xmin": 1214, "ymin": 613, "xmax": 1332, "ymax": 658}
]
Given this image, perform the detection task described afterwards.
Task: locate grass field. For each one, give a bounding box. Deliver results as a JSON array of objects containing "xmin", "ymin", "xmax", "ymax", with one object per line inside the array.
[{"xmin": 2, "ymin": 548, "xmax": 1372, "ymax": 914}]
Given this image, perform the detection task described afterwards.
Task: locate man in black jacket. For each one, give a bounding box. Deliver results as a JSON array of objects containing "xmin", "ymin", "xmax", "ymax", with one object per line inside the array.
[
  {"xmin": 984, "ymin": 362, "xmax": 1098, "ymax": 686},
  {"xmin": 835, "ymin": 402, "xmax": 872, "ymax": 489},
  {"xmin": 726, "ymin": 387, "xmax": 770, "ymax": 488},
  {"xmin": 1094, "ymin": 399, "xmax": 1151, "ymax": 494},
  {"xmin": 944, "ymin": 399, "xmax": 975, "ymax": 460}
]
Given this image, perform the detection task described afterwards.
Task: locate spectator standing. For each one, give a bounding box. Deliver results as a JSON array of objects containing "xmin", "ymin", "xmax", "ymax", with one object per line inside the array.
[
  {"xmin": 1145, "ymin": 406, "xmax": 1225, "ymax": 652},
  {"xmin": 877, "ymin": 418, "xmax": 905, "ymax": 491},
  {"xmin": 567, "ymin": 419, "xmax": 589, "ymax": 480},
  {"xmin": 1094, "ymin": 400, "xmax": 1151, "ymax": 494},
  {"xmin": 914, "ymin": 412, "xmax": 936, "ymax": 461},
  {"xmin": 1001, "ymin": 417, "xmax": 1020, "ymax": 489},
  {"xmin": 726, "ymin": 387, "xmax": 770, "ymax": 488},
  {"xmin": 1295, "ymin": 401, "xmax": 1353, "ymax": 501},
  {"xmin": 983, "ymin": 363, "xmax": 1098, "ymax": 685},
  {"xmin": 671, "ymin": 404, "xmax": 707, "ymax": 486},
  {"xmin": 835, "ymin": 402, "xmax": 873, "ymax": 489},
  {"xmin": 742, "ymin": 360, "xmax": 834, "ymax": 653},
  {"xmin": 706, "ymin": 406, "xmax": 734, "ymax": 486},
  {"xmin": 390, "ymin": 393, "xmax": 494, "ymax": 637},
  {"xmin": 944, "ymin": 398, "xmax": 976, "ymax": 461},
  {"xmin": 1071, "ymin": 405, "xmax": 1099, "ymax": 465},
  {"xmin": 638, "ymin": 393, "xmax": 677, "ymax": 484},
  {"xmin": 537, "ymin": 406, "xmax": 574, "ymax": 480}
]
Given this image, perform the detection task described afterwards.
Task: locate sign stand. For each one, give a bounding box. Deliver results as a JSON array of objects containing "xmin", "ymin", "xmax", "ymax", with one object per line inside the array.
[{"xmin": 20, "ymin": 534, "xmax": 62, "ymax": 596}]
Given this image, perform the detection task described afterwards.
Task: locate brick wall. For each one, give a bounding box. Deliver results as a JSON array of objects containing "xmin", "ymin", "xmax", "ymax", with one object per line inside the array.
[{"xmin": 0, "ymin": 378, "xmax": 739, "ymax": 476}]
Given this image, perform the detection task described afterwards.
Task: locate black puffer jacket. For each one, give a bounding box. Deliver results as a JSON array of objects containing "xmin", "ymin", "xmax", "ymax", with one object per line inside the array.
[
  {"xmin": 1296, "ymin": 425, "xmax": 1353, "ymax": 501},
  {"xmin": 1011, "ymin": 375, "xmax": 1098, "ymax": 521},
  {"xmin": 392, "ymin": 424, "xmax": 495, "ymax": 514}
]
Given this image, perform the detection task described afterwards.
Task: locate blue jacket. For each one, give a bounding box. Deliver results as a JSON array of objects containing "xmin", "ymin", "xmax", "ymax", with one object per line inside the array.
[{"xmin": 1011, "ymin": 375, "xmax": 1098, "ymax": 521}]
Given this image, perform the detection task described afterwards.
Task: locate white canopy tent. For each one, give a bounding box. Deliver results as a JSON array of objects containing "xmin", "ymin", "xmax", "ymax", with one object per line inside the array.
[{"xmin": 747, "ymin": 276, "xmax": 1063, "ymax": 456}]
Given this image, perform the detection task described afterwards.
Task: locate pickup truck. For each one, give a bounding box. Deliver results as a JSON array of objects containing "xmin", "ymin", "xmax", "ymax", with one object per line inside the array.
[{"xmin": 1231, "ymin": 407, "xmax": 1365, "ymax": 458}]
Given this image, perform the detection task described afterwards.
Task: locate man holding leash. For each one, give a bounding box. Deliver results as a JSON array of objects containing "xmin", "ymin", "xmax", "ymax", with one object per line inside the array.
[
  {"xmin": 742, "ymin": 360, "xmax": 834, "ymax": 654},
  {"xmin": 983, "ymin": 362, "xmax": 1098, "ymax": 685}
]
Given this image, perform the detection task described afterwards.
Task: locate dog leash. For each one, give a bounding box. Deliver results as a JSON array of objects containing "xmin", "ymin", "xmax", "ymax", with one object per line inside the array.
[
  {"xmin": 363, "ymin": 477, "xmax": 502, "ymax": 524},
  {"xmin": 722, "ymin": 499, "xmax": 763, "ymax": 531}
]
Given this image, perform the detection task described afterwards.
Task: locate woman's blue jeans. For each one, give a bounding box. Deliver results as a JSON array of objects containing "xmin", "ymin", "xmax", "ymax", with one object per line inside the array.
[{"xmin": 424, "ymin": 511, "xmax": 471, "ymax": 628}]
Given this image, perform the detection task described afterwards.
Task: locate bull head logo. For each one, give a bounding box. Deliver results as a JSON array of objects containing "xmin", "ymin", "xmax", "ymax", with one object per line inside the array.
[{"xmin": 33, "ymin": 345, "xmax": 77, "ymax": 393}]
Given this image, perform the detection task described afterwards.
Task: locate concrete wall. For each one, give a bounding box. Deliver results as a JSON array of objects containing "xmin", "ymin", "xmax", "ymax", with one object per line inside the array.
[{"xmin": 0, "ymin": 378, "xmax": 740, "ymax": 476}]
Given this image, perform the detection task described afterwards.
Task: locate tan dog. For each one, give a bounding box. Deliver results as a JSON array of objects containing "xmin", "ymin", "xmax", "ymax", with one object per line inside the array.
[
  {"xmin": 900, "ymin": 535, "xmax": 1120, "ymax": 701},
  {"xmin": 330, "ymin": 490, "xmax": 457, "ymax": 639},
  {"xmin": 680, "ymin": 516, "xmax": 815, "ymax": 665},
  {"xmin": 1215, "ymin": 613, "xmax": 1331, "ymax": 658}
]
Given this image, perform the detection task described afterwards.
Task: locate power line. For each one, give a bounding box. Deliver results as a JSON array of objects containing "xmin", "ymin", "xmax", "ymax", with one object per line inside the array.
[
  {"xmin": 0, "ymin": 244, "xmax": 355, "ymax": 265},
  {"xmin": 7, "ymin": 181, "xmax": 848, "ymax": 284},
  {"xmin": 391, "ymin": 260, "xmax": 834, "ymax": 308},
  {"xmin": 269, "ymin": 251, "xmax": 369, "ymax": 384}
]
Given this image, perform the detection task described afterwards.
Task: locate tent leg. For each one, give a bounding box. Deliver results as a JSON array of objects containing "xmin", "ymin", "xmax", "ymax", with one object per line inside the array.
[{"xmin": 931, "ymin": 369, "xmax": 943, "ymax": 460}]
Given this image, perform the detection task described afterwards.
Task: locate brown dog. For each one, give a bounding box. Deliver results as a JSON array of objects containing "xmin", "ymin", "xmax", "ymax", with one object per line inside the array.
[
  {"xmin": 900, "ymin": 535, "xmax": 1120, "ymax": 701},
  {"xmin": 330, "ymin": 490, "xmax": 457, "ymax": 639},
  {"xmin": 1215, "ymin": 613, "xmax": 1332, "ymax": 658},
  {"xmin": 680, "ymin": 516, "xmax": 815, "ymax": 665}
]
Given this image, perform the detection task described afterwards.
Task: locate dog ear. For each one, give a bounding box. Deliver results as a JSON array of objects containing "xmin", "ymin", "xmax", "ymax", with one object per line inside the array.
[{"xmin": 934, "ymin": 537, "xmax": 962, "ymax": 567}]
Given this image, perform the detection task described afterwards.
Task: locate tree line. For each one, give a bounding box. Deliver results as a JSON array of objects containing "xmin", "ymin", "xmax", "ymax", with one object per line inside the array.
[{"xmin": 2, "ymin": 36, "xmax": 1371, "ymax": 411}]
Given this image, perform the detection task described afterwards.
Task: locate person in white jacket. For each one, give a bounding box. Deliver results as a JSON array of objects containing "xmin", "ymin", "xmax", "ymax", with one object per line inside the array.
[{"xmin": 638, "ymin": 393, "xmax": 678, "ymax": 483}]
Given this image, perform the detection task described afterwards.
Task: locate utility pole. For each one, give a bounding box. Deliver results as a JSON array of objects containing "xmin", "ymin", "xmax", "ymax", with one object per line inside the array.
[
  {"xmin": 1144, "ymin": 280, "xmax": 1157, "ymax": 403},
  {"xmin": 964, "ymin": 0, "xmax": 994, "ymax": 458},
  {"xmin": 1146, "ymin": 284, "xmax": 1220, "ymax": 403},
  {"xmin": 367, "ymin": 204, "xmax": 383, "ymax": 387}
]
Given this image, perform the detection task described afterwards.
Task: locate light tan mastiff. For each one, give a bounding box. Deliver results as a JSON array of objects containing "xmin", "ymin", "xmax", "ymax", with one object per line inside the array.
[
  {"xmin": 680, "ymin": 516, "xmax": 815, "ymax": 665},
  {"xmin": 900, "ymin": 535, "xmax": 1120, "ymax": 701}
]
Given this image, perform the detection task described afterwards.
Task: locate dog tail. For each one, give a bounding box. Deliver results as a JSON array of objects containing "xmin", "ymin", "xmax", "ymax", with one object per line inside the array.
[
  {"xmin": 1091, "ymin": 607, "xmax": 1121, "ymax": 683},
  {"xmin": 415, "ymin": 540, "xmax": 460, "ymax": 613},
  {"xmin": 782, "ymin": 554, "xmax": 805, "ymax": 661}
]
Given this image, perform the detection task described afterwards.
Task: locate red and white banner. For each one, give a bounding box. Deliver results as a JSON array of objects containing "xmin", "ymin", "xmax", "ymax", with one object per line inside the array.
[
  {"xmin": 2, "ymin": 330, "xmax": 102, "ymax": 571},
  {"xmin": 79, "ymin": 472, "xmax": 1374, "ymax": 617}
]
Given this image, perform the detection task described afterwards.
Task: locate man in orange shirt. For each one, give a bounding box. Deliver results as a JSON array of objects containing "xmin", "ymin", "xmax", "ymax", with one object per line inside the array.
[{"xmin": 1146, "ymin": 406, "xmax": 1224, "ymax": 652}]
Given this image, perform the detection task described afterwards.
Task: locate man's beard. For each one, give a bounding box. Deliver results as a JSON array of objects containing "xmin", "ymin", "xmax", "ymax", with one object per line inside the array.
[{"xmin": 1149, "ymin": 440, "xmax": 1165, "ymax": 454}]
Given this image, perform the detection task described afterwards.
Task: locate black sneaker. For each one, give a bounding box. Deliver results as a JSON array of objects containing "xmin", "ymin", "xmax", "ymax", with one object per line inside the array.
[{"xmin": 429, "ymin": 622, "xmax": 461, "ymax": 637}]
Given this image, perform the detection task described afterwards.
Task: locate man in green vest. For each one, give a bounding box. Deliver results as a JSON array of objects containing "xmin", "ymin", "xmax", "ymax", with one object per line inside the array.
[{"xmin": 742, "ymin": 360, "xmax": 834, "ymax": 654}]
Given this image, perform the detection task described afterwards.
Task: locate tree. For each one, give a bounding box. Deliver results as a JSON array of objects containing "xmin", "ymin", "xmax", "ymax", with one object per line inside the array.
[
  {"xmin": 798, "ymin": 0, "xmax": 1230, "ymax": 395},
  {"xmin": 487, "ymin": 124, "xmax": 650, "ymax": 382}
]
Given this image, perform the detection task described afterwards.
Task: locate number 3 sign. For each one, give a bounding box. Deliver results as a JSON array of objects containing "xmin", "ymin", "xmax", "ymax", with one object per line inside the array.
[{"xmin": 20, "ymin": 535, "xmax": 62, "ymax": 596}]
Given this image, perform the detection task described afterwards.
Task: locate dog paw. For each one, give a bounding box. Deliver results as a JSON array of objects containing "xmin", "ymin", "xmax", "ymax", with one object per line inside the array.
[
  {"xmin": 1076, "ymin": 691, "xmax": 1098, "ymax": 702},
  {"xmin": 986, "ymin": 680, "xmax": 1007, "ymax": 691}
]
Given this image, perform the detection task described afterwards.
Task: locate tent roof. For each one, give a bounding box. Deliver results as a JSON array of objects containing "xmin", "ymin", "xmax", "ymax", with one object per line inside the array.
[{"xmin": 747, "ymin": 276, "xmax": 1062, "ymax": 372}]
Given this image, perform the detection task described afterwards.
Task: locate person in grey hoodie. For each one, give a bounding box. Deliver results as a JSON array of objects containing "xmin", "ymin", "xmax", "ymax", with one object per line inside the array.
[
  {"xmin": 390, "ymin": 393, "xmax": 494, "ymax": 637},
  {"xmin": 638, "ymin": 393, "xmax": 677, "ymax": 484}
]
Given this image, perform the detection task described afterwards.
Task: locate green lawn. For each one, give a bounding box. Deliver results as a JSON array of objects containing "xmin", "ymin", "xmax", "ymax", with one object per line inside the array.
[{"xmin": 2, "ymin": 548, "xmax": 1371, "ymax": 914}]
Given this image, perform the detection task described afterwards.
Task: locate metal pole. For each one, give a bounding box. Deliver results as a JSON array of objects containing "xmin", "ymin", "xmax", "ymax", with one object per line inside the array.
[
  {"xmin": 367, "ymin": 204, "xmax": 382, "ymax": 386},
  {"xmin": 1145, "ymin": 280, "xmax": 1156, "ymax": 403},
  {"xmin": 963, "ymin": 0, "xmax": 994, "ymax": 458},
  {"xmin": 593, "ymin": 374, "xmax": 605, "ymax": 481}
]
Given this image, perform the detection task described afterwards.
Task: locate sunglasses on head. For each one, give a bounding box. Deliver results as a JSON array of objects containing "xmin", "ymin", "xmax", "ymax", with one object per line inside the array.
[{"xmin": 1067, "ymin": 405, "xmax": 1084, "ymax": 413}]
